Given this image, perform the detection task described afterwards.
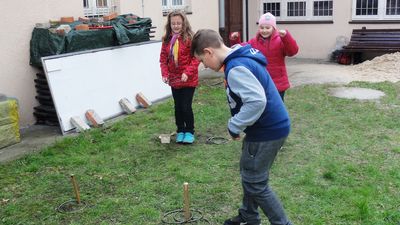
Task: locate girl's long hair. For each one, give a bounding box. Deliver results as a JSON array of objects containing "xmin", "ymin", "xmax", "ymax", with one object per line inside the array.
[{"xmin": 162, "ymin": 11, "xmax": 193, "ymax": 43}]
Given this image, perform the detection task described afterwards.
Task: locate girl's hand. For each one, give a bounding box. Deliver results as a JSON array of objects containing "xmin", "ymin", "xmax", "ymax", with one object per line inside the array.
[
  {"xmin": 181, "ymin": 73, "xmax": 188, "ymax": 82},
  {"xmin": 279, "ymin": 30, "xmax": 287, "ymax": 37},
  {"xmin": 230, "ymin": 32, "xmax": 239, "ymax": 40},
  {"xmin": 162, "ymin": 77, "xmax": 169, "ymax": 84}
]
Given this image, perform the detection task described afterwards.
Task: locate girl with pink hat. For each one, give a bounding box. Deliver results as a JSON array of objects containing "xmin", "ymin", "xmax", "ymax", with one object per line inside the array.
[{"xmin": 230, "ymin": 12, "xmax": 299, "ymax": 101}]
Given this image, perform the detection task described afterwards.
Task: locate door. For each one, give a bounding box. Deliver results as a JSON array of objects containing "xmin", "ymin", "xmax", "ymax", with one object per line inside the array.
[{"xmin": 220, "ymin": 0, "xmax": 243, "ymax": 46}]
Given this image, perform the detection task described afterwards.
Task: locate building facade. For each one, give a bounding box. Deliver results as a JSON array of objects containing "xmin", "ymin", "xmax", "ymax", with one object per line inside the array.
[{"xmin": 245, "ymin": 0, "xmax": 400, "ymax": 58}]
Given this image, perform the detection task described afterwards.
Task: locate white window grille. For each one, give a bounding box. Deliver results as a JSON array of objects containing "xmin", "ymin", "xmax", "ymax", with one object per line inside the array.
[
  {"xmin": 263, "ymin": 2, "xmax": 281, "ymax": 16},
  {"xmin": 83, "ymin": 0, "xmax": 117, "ymax": 17},
  {"xmin": 287, "ymin": 1, "xmax": 307, "ymax": 16},
  {"xmin": 261, "ymin": 0, "xmax": 333, "ymax": 21},
  {"xmin": 162, "ymin": 0, "xmax": 192, "ymax": 15},
  {"xmin": 313, "ymin": 0, "xmax": 333, "ymax": 16},
  {"xmin": 352, "ymin": 0, "xmax": 400, "ymax": 19},
  {"xmin": 386, "ymin": 0, "xmax": 400, "ymax": 15}
]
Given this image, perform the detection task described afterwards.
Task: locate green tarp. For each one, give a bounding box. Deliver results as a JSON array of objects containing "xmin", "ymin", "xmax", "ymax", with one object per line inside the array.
[{"xmin": 30, "ymin": 15, "xmax": 152, "ymax": 68}]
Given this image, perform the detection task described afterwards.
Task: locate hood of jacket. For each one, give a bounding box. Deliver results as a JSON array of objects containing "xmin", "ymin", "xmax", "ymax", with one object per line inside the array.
[{"xmin": 224, "ymin": 44, "xmax": 268, "ymax": 68}]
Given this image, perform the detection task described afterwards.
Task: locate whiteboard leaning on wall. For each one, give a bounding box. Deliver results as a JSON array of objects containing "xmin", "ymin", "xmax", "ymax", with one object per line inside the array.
[{"xmin": 42, "ymin": 41, "xmax": 171, "ymax": 134}]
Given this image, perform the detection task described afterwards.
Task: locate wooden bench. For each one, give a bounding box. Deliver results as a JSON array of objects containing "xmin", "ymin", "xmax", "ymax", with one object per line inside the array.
[{"xmin": 342, "ymin": 27, "xmax": 400, "ymax": 64}]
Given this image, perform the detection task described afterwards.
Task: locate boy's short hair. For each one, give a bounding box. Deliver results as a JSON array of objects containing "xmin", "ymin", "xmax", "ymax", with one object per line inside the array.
[{"xmin": 191, "ymin": 29, "xmax": 224, "ymax": 56}]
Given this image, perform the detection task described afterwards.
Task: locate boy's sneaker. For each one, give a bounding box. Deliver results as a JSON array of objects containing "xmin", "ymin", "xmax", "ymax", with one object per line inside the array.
[
  {"xmin": 176, "ymin": 132, "xmax": 185, "ymax": 143},
  {"xmin": 223, "ymin": 215, "xmax": 260, "ymax": 225},
  {"xmin": 182, "ymin": 132, "xmax": 194, "ymax": 144}
]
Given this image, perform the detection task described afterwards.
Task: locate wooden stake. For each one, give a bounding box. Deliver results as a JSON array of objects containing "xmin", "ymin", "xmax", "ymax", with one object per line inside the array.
[
  {"xmin": 70, "ymin": 174, "xmax": 81, "ymax": 204},
  {"xmin": 183, "ymin": 182, "xmax": 191, "ymax": 221}
]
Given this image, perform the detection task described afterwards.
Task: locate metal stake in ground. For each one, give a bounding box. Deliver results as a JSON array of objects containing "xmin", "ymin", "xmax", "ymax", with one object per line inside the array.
[
  {"xmin": 183, "ymin": 182, "xmax": 190, "ymax": 221},
  {"xmin": 70, "ymin": 174, "xmax": 81, "ymax": 204}
]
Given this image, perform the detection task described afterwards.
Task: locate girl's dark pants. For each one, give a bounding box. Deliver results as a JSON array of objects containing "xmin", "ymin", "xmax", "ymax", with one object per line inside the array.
[{"xmin": 171, "ymin": 87, "xmax": 195, "ymax": 134}]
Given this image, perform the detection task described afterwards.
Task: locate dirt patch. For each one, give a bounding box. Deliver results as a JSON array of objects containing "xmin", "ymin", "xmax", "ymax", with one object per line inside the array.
[
  {"xmin": 288, "ymin": 52, "xmax": 400, "ymax": 87},
  {"xmin": 352, "ymin": 52, "xmax": 400, "ymax": 83}
]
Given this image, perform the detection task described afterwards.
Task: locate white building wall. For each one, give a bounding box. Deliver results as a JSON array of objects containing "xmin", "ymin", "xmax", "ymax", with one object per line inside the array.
[
  {"xmin": 120, "ymin": 0, "xmax": 219, "ymax": 41},
  {"xmin": 0, "ymin": 0, "xmax": 83, "ymax": 128}
]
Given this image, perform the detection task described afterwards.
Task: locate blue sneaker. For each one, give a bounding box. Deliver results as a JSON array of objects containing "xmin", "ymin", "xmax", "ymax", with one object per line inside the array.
[
  {"xmin": 182, "ymin": 132, "xmax": 194, "ymax": 144},
  {"xmin": 176, "ymin": 132, "xmax": 185, "ymax": 143}
]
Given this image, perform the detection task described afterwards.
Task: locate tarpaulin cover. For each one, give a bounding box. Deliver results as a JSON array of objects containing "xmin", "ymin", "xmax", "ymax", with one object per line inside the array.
[
  {"xmin": 0, "ymin": 99, "xmax": 20, "ymax": 149},
  {"xmin": 30, "ymin": 14, "xmax": 152, "ymax": 68}
]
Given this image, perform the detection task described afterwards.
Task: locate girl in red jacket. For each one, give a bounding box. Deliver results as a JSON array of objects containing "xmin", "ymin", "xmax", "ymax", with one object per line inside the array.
[
  {"xmin": 159, "ymin": 11, "xmax": 199, "ymax": 144},
  {"xmin": 230, "ymin": 12, "xmax": 299, "ymax": 101}
]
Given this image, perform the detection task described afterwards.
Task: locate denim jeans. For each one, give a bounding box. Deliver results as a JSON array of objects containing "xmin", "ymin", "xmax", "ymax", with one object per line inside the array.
[{"xmin": 239, "ymin": 137, "xmax": 292, "ymax": 225}]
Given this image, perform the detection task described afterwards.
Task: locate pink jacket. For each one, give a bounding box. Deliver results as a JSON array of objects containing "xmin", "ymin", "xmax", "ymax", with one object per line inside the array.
[
  {"xmin": 232, "ymin": 30, "xmax": 299, "ymax": 91},
  {"xmin": 159, "ymin": 35, "xmax": 199, "ymax": 89}
]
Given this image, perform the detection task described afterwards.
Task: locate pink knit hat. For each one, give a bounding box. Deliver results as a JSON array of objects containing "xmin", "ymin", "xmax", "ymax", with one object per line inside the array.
[{"xmin": 258, "ymin": 12, "xmax": 276, "ymax": 29}]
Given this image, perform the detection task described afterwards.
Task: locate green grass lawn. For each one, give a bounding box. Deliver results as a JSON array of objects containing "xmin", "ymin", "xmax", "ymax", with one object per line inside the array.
[{"xmin": 1, "ymin": 79, "xmax": 399, "ymax": 225}]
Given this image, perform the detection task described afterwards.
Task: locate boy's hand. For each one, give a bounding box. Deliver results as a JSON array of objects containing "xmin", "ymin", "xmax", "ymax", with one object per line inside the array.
[
  {"xmin": 279, "ymin": 30, "xmax": 287, "ymax": 37},
  {"xmin": 228, "ymin": 128, "xmax": 240, "ymax": 140},
  {"xmin": 181, "ymin": 73, "xmax": 188, "ymax": 82}
]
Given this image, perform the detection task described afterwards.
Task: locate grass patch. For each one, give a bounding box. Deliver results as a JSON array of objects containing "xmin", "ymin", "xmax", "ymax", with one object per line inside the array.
[{"xmin": 1, "ymin": 79, "xmax": 399, "ymax": 225}]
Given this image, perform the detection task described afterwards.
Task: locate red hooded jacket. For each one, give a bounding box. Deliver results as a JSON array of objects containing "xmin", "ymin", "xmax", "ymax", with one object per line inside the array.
[
  {"xmin": 159, "ymin": 35, "xmax": 199, "ymax": 89},
  {"xmin": 231, "ymin": 30, "xmax": 298, "ymax": 92}
]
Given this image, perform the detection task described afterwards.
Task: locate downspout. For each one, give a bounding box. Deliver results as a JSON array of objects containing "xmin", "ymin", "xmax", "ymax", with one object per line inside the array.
[
  {"xmin": 245, "ymin": 0, "xmax": 249, "ymax": 41},
  {"xmin": 142, "ymin": 0, "xmax": 145, "ymax": 17}
]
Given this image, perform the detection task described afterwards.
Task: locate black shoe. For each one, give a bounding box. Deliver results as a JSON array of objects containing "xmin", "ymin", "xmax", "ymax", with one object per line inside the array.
[{"xmin": 223, "ymin": 215, "xmax": 260, "ymax": 225}]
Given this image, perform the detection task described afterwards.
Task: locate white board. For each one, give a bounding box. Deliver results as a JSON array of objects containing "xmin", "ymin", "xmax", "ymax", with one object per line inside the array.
[{"xmin": 42, "ymin": 41, "xmax": 171, "ymax": 134}]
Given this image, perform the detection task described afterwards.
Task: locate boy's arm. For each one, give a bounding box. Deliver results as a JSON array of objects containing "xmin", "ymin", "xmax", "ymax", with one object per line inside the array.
[
  {"xmin": 227, "ymin": 66, "xmax": 267, "ymax": 136},
  {"xmin": 281, "ymin": 30, "xmax": 299, "ymax": 57}
]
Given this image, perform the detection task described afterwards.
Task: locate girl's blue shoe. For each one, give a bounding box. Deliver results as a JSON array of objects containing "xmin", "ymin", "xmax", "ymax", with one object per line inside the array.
[
  {"xmin": 176, "ymin": 132, "xmax": 185, "ymax": 143},
  {"xmin": 182, "ymin": 132, "xmax": 194, "ymax": 144}
]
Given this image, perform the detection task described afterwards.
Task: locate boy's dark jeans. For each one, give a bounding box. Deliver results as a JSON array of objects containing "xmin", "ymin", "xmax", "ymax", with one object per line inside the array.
[
  {"xmin": 171, "ymin": 87, "xmax": 195, "ymax": 134},
  {"xmin": 239, "ymin": 137, "xmax": 293, "ymax": 225}
]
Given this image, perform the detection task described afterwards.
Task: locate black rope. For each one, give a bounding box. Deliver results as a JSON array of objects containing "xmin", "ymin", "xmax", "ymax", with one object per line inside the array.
[
  {"xmin": 162, "ymin": 209, "xmax": 212, "ymax": 224},
  {"xmin": 206, "ymin": 136, "xmax": 229, "ymax": 145}
]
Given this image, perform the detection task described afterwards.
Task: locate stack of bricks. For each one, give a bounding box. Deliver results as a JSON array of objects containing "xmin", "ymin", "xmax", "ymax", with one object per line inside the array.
[
  {"xmin": 85, "ymin": 109, "xmax": 104, "ymax": 127},
  {"xmin": 119, "ymin": 98, "xmax": 136, "ymax": 114},
  {"xmin": 70, "ymin": 116, "xmax": 90, "ymax": 132},
  {"xmin": 136, "ymin": 92, "xmax": 152, "ymax": 108}
]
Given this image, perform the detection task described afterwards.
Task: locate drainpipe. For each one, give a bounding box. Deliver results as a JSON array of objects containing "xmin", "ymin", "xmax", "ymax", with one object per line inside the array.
[
  {"xmin": 142, "ymin": 0, "xmax": 145, "ymax": 17},
  {"xmin": 245, "ymin": 0, "xmax": 249, "ymax": 41}
]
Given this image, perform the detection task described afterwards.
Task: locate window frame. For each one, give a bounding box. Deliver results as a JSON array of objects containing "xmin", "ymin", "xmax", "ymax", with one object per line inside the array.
[
  {"xmin": 162, "ymin": 0, "xmax": 192, "ymax": 15},
  {"xmin": 260, "ymin": 0, "xmax": 333, "ymax": 21},
  {"xmin": 351, "ymin": 0, "xmax": 400, "ymax": 20},
  {"xmin": 83, "ymin": 0, "xmax": 115, "ymax": 17}
]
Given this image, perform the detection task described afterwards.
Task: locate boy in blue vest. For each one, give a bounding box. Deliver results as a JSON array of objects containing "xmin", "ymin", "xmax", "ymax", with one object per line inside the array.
[{"xmin": 191, "ymin": 29, "xmax": 293, "ymax": 225}]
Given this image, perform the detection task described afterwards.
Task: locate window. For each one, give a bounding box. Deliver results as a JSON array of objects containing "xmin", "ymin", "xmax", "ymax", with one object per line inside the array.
[
  {"xmin": 314, "ymin": 0, "xmax": 333, "ymax": 16},
  {"xmin": 386, "ymin": 0, "xmax": 400, "ymax": 15},
  {"xmin": 83, "ymin": 0, "xmax": 89, "ymax": 8},
  {"xmin": 162, "ymin": 0, "xmax": 192, "ymax": 15},
  {"xmin": 263, "ymin": 2, "xmax": 281, "ymax": 16},
  {"xmin": 261, "ymin": 0, "xmax": 333, "ymax": 21},
  {"xmin": 352, "ymin": 0, "xmax": 400, "ymax": 19},
  {"xmin": 288, "ymin": 1, "xmax": 307, "ymax": 16},
  {"xmin": 83, "ymin": 0, "xmax": 116, "ymax": 17},
  {"xmin": 96, "ymin": 0, "xmax": 108, "ymax": 7},
  {"xmin": 355, "ymin": 0, "xmax": 378, "ymax": 15}
]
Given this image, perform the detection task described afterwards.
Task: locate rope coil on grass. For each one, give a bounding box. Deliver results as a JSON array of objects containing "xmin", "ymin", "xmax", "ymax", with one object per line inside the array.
[
  {"xmin": 206, "ymin": 136, "xmax": 229, "ymax": 145},
  {"xmin": 161, "ymin": 209, "xmax": 212, "ymax": 224},
  {"xmin": 57, "ymin": 200, "xmax": 86, "ymax": 213}
]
